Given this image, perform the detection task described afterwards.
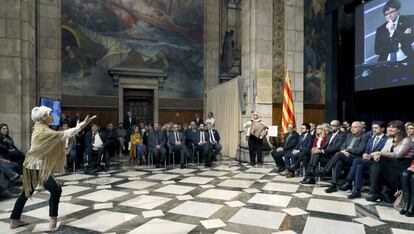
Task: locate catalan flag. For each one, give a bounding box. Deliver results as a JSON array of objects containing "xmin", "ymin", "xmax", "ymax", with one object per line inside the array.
[{"xmin": 281, "ymin": 71, "xmax": 296, "ymax": 134}]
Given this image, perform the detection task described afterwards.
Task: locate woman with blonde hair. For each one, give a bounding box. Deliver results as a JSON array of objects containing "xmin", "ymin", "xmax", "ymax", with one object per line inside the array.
[
  {"xmin": 129, "ymin": 126, "xmax": 145, "ymax": 165},
  {"xmin": 9, "ymin": 106, "xmax": 96, "ymax": 231}
]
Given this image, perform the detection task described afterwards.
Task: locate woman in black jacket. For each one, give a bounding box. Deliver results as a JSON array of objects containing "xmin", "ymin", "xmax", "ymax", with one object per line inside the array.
[{"xmin": 0, "ymin": 123, "xmax": 25, "ymax": 174}]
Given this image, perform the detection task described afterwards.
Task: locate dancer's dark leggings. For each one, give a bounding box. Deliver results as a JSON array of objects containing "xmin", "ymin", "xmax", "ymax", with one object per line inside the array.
[{"xmin": 10, "ymin": 174, "xmax": 62, "ymax": 219}]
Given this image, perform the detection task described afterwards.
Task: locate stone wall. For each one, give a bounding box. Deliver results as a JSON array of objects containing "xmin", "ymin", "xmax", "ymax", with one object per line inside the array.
[{"xmin": 0, "ymin": 0, "xmax": 36, "ymax": 150}]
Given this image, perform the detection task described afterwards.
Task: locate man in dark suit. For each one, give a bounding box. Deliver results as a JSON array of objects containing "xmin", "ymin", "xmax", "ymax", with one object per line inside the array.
[
  {"xmin": 375, "ymin": 0, "xmax": 414, "ymax": 62},
  {"xmin": 184, "ymin": 121, "xmax": 197, "ymax": 160},
  {"xmin": 283, "ymin": 123, "xmax": 314, "ymax": 178},
  {"xmin": 324, "ymin": 121, "xmax": 369, "ymax": 193},
  {"xmin": 206, "ymin": 122, "xmax": 221, "ymax": 162},
  {"xmin": 271, "ymin": 123, "xmax": 299, "ymax": 173},
  {"xmin": 301, "ymin": 120, "xmax": 345, "ymax": 184},
  {"xmin": 85, "ymin": 123, "xmax": 107, "ymax": 172},
  {"xmin": 123, "ymin": 111, "xmax": 137, "ymax": 136},
  {"xmin": 195, "ymin": 123, "xmax": 212, "ymax": 167},
  {"xmin": 168, "ymin": 124, "xmax": 188, "ymax": 169},
  {"xmin": 70, "ymin": 112, "xmax": 83, "ymax": 128},
  {"xmin": 147, "ymin": 123, "xmax": 167, "ymax": 168},
  {"xmin": 341, "ymin": 121, "xmax": 388, "ymax": 199},
  {"xmin": 105, "ymin": 123, "xmax": 118, "ymax": 158},
  {"xmin": 193, "ymin": 114, "xmax": 203, "ymax": 126}
]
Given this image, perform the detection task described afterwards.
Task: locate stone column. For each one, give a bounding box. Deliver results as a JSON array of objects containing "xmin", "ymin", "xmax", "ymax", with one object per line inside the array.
[
  {"xmin": 0, "ymin": 0, "xmax": 36, "ymax": 150},
  {"xmin": 203, "ymin": 0, "xmax": 220, "ymax": 115},
  {"xmin": 285, "ymin": 0, "xmax": 304, "ymax": 127},
  {"xmin": 241, "ymin": 0, "xmax": 273, "ymax": 127},
  {"xmin": 38, "ymin": 0, "xmax": 61, "ymax": 99}
]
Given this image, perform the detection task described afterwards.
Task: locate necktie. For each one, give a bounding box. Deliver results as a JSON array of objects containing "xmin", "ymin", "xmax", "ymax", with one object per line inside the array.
[
  {"xmin": 327, "ymin": 133, "xmax": 336, "ymax": 148},
  {"xmin": 372, "ymin": 137, "xmax": 380, "ymax": 151}
]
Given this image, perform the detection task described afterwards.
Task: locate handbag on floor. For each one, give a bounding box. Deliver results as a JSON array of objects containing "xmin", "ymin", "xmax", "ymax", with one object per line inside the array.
[{"xmin": 394, "ymin": 190, "xmax": 403, "ymax": 209}]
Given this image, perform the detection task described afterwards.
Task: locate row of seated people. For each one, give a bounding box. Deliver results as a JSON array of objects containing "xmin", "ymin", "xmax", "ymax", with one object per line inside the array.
[
  {"xmin": 128, "ymin": 122, "xmax": 222, "ymax": 169},
  {"xmin": 272, "ymin": 120, "xmax": 414, "ymax": 217}
]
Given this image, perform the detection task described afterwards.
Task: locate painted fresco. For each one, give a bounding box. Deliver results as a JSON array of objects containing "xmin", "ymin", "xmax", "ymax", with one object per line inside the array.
[
  {"xmin": 62, "ymin": 0, "xmax": 204, "ymax": 98},
  {"xmin": 304, "ymin": 0, "xmax": 326, "ymax": 105}
]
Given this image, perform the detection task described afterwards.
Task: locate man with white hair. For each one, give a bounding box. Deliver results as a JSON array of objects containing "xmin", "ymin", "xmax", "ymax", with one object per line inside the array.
[{"xmin": 9, "ymin": 106, "xmax": 96, "ymax": 231}]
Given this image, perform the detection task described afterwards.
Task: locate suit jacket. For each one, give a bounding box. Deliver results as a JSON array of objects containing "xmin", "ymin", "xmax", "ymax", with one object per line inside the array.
[
  {"xmin": 207, "ymin": 129, "xmax": 220, "ymax": 143},
  {"xmin": 85, "ymin": 131, "xmax": 107, "ymax": 152},
  {"xmin": 365, "ymin": 134, "xmax": 388, "ymax": 154},
  {"xmin": 195, "ymin": 130, "xmax": 210, "ymax": 145},
  {"xmin": 321, "ymin": 132, "xmax": 346, "ymax": 155},
  {"xmin": 340, "ymin": 133, "xmax": 369, "ymax": 156},
  {"xmin": 168, "ymin": 131, "xmax": 186, "ymax": 146},
  {"xmin": 281, "ymin": 131, "xmax": 299, "ymax": 151},
  {"xmin": 375, "ymin": 15, "xmax": 414, "ymax": 61},
  {"xmin": 293, "ymin": 133, "xmax": 313, "ymax": 153},
  {"xmin": 0, "ymin": 135, "xmax": 16, "ymax": 155},
  {"xmin": 193, "ymin": 118, "xmax": 204, "ymax": 126},
  {"xmin": 123, "ymin": 116, "xmax": 137, "ymax": 131},
  {"xmin": 147, "ymin": 130, "xmax": 166, "ymax": 149},
  {"xmin": 184, "ymin": 128, "xmax": 197, "ymax": 145}
]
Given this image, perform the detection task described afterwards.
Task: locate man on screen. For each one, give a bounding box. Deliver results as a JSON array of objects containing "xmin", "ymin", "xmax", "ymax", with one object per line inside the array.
[{"xmin": 375, "ymin": 0, "xmax": 414, "ymax": 62}]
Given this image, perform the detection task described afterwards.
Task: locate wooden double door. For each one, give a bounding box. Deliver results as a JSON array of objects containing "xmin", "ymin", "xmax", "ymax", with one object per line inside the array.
[{"xmin": 124, "ymin": 89, "xmax": 154, "ymax": 124}]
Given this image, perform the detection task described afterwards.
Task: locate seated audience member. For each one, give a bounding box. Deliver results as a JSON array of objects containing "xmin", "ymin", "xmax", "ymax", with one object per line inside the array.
[
  {"xmin": 168, "ymin": 124, "xmax": 189, "ymax": 169},
  {"xmin": 283, "ymin": 123, "xmax": 314, "ymax": 178},
  {"xmin": 271, "ymin": 123, "xmax": 299, "ymax": 173},
  {"xmin": 193, "ymin": 114, "xmax": 203, "ymax": 126},
  {"xmin": 117, "ymin": 123, "xmax": 127, "ymax": 155},
  {"xmin": 309, "ymin": 123, "xmax": 316, "ymax": 136},
  {"xmin": 59, "ymin": 113, "xmax": 70, "ymax": 127},
  {"xmin": 0, "ymin": 124, "xmax": 25, "ymax": 173},
  {"xmin": 61, "ymin": 123, "xmax": 77, "ymax": 171},
  {"xmin": 195, "ymin": 123, "xmax": 212, "ymax": 167},
  {"xmin": 184, "ymin": 121, "xmax": 197, "ymax": 159},
  {"xmin": 129, "ymin": 126, "xmax": 145, "ymax": 166},
  {"xmin": 147, "ymin": 123, "xmax": 166, "ymax": 168},
  {"xmin": 301, "ymin": 120, "xmax": 345, "ymax": 184},
  {"xmin": 341, "ymin": 121, "xmax": 388, "ymax": 199},
  {"xmin": 105, "ymin": 123, "xmax": 118, "ymax": 157},
  {"xmin": 70, "ymin": 112, "xmax": 83, "ymax": 128},
  {"xmin": 205, "ymin": 112, "xmax": 216, "ymax": 127},
  {"xmin": 367, "ymin": 120, "xmax": 414, "ymax": 202},
  {"xmin": 324, "ymin": 121, "xmax": 369, "ymax": 193},
  {"xmin": 312, "ymin": 125, "xmax": 328, "ymax": 149},
  {"xmin": 405, "ymin": 122, "xmax": 414, "ymax": 133},
  {"xmin": 401, "ymin": 122, "xmax": 414, "ymax": 216},
  {"xmin": 85, "ymin": 123, "xmax": 107, "ymax": 172},
  {"xmin": 206, "ymin": 122, "xmax": 221, "ymax": 162}
]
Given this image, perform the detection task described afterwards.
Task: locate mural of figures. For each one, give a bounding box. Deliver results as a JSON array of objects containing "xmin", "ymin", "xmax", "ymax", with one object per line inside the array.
[
  {"xmin": 62, "ymin": 0, "xmax": 204, "ymax": 99},
  {"xmin": 304, "ymin": 0, "xmax": 326, "ymax": 105}
]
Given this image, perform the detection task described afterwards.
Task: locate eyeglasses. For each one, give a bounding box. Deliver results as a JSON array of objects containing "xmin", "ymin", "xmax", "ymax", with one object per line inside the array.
[{"xmin": 384, "ymin": 10, "xmax": 398, "ymax": 16}]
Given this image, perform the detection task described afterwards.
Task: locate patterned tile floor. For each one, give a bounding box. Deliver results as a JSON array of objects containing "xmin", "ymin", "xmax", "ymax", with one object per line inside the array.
[{"xmin": 1, "ymin": 155, "xmax": 414, "ymax": 234}]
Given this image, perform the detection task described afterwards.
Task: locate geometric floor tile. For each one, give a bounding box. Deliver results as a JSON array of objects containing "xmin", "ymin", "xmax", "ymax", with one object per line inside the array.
[
  {"xmin": 302, "ymin": 217, "xmax": 365, "ymax": 234},
  {"xmin": 292, "ymin": 192, "xmax": 313, "ymax": 199},
  {"xmin": 262, "ymin": 182, "xmax": 299, "ymax": 193},
  {"xmin": 214, "ymin": 230, "xmax": 241, "ymax": 234},
  {"xmin": 213, "ymin": 165, "xmax": 240, "ymax": 171},
  {"xmin": 197, "ymin": 189, "xmax": 241, "ymax": 201},
  {"xmin": 142, "ymin": 210, "xmax": 164, "ymax": 218},
  {"xmin": 23, "ymin": 202, "xmax": 88, "ymax": 220},
  {"xmin": 225, "ymin": 201, "xmax": 245, "ymax": 207},
  {"xmin": 94, "ymin": 202, "xmax": 114, "ymax": 210},
  {"xmin": 146, "ymin": 174, "xmax": 180, "ymax": 181},
  {"xmin": 307, "ymin": 198, "xmax": 356, "ymax": 216},
  {"xmin": 32, "ymin": 222, "xmax": 61, "ymax": 232},
  {"xmin": 217, "ymin": 180, "xmax": 255, "ymax": 189},
  {"xmin": 352, "ymin": 198, "xmax": 376, "ymax": 206},
  {"xmin": 115, "ymin": 171, "xmax": 148, "ymax": 177},
  {"xmin": 167, "ymin": 168, "xmax": 197, "ymax": 174},
  {"xmin": 179, "ymin": 176, "xmax": 215, "ymax": 185},
  {"xmin": 120, "ymin": 195, "xmax": 172, "ymax": 210},
  {"xmin": 154, "ymin": 184, "xmax": 197, "ymax": 195},
  {"xmin": 353, "ymin": 217, "xmax": 385, "ymax": 227},
  {"xmin": 77, "ymin": 189, "xmax": 129, "ymax": 202},
  {"xmin": 228, "ymin": 208, "xmax": 286, "ymax": 230},
  {"xmin": 392, "ymin": 228, "xmax": 414, "ymax": 234},
  {"xmin": 232, "ymin": 173, "xmax": 264, "ymax": 180},
  {"xmin": 59, "ymin": 185, "xmax": 91, "ymax": 196},
  {"xmin": 198, "ymin": 171, "xmax": 229, "ymax": 177},
  {"xmin": 168, "ymin": 201, "xmax": 224, "ymax": 218},
  {"xmin": 200, "ymin": 219, "xmax": 226, "ymax": 229},
  {"xmin": 116, "ymin": 181, "xmax": 158, "ymax": 190},
  {"xmin": 247, "ymin": 193, "xmax": 291, "ymax": 208},
  {"xmin": 244, "ymin": 168, "xmax": 273, "ymax": 174},
  {"xmin": 272, "ymin": 175, "xmax": 303, "ymax": 183},
  {"xmin": 0, "ymin": 220, "xmax": 27, "ymax": 233},
  {"xmin": 127, "ymin": 218, "xmax": 197, "ymax": 234},
  {"xmin": 311, "ymin": 187, "xmax": 348, "ymax": 198},
  {"xmin": 67, "ymin": 210, "xmax": 136, "ymax": 232},
  {"xmin": 0, "ymin": 197, "xmax": 46, "ymax": 212},
  {"xmin": 281, "ymin": 207, "xmax": 309, "ymax": 216},
  {"xmin": 83, "ymin": 177, "xmax": 124, "ymax": 185},
  {"xmin": 376, "ymin": 206, "xmax": 414, "ymax": 224},
  {"xmin": 55, "ymin": 173, "xmax": 94, "ymax": 181}
]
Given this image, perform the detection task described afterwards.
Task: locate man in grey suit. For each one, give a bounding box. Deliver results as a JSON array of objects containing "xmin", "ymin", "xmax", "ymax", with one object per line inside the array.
[
  {"xmin": 324, "ymin": 121, "xmax": 369, "ymax": 193},
  {"xmin": 168, "ymin": 124, "xmax": 188, "ymax": 169},
  {"xmin": 147, "ymin": 123, "xmax": 167, "ymax": 168}
]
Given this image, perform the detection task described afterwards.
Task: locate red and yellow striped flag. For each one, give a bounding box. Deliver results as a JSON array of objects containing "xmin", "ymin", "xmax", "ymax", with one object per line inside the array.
[{"xmin": 281, "ymin": 71, "xmax": 296, "ymax": 134}]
